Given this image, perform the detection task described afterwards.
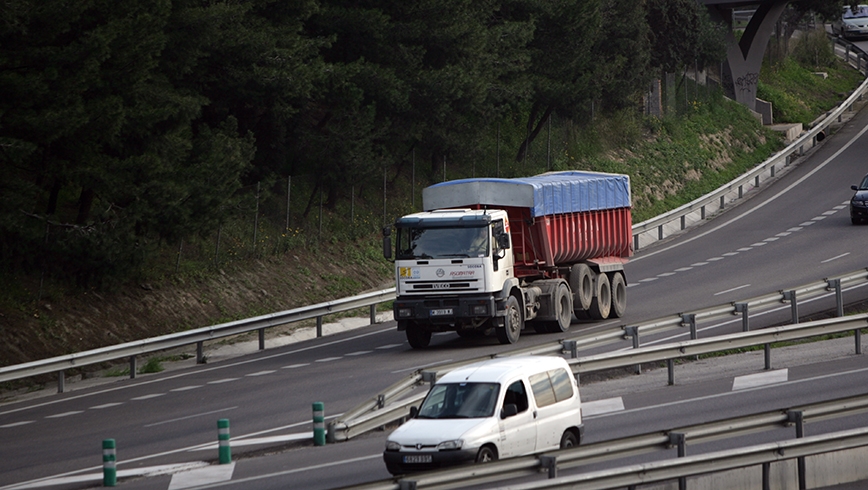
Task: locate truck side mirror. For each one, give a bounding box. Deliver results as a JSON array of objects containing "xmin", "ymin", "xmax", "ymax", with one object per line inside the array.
[
  {"xmin": 497, "ymin": 233, "xmax": 510, "ymax": 250},
  {"xmin": 383, "ymin": 226, "xmax": 392, "ymax": 259}
]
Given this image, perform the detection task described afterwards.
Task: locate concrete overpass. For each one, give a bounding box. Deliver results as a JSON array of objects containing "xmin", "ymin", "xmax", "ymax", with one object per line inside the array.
[{"xmin": 700, "ymin": 0, "xmax": 790, "ymax": 111}]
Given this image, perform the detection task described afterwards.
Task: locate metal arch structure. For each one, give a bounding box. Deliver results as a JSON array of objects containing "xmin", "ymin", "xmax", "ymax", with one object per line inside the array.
[{"xmin": 701, "ymin": 0, "xmax": 790, "ymax": 111}]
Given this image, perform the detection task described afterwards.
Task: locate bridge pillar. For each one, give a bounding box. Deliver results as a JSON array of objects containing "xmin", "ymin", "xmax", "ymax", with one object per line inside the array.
[{"xmin": 706, "ymin": 0, "xmax": 789, "ymax": 112}]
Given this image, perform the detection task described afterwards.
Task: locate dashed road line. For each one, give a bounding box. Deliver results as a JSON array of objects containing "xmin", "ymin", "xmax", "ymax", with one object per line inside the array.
[
  {"xmin": 45, "ymin": 411, "xmax": 83, "ymax": 418},
  {"xmin": 245, "ymin": 371, "xmax": 275, "ymax": 377},
  {"xmin": 90, "ymin": 403, "xmax": 123, "ymax": 409},
  {"xmin": 732, "ymin": 369, "xmax": 788, "ymax": 391},
  {"xmin": 170, "ymin": 386, "xmax": 203, "ymax": 392},
  {"xmin": 315, "ymin": 357, "xmax": 342, "ymax": 363},
  {"xmin": 132, "ymin": 393, "xmax": 166, "ymax": 400},
  {"xmin": 282, "ymin": 363, "xmax": 309, "ymax": 369},
  {"xmin": 207, "ymin": 378, "xmax": 239, "ymax": 384},
  {"xmin": 582, "ymin": 397, "xmax": 625, "ymax": 417},
  {"xmin": 0, "ymin": 421, "xmax": 34, "ymax": 428},
  {"xmin": 376, "ymin": 344, "xmax": 403, "ymax": 349},
  {"xmin": 346, "ymin": 351, "xmax": 372, "ymax": 356}
]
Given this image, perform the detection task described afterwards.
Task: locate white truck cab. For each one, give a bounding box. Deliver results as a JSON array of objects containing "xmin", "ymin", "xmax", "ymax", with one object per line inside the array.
[{"xmin": 383, "ymin": 355, "xmax": 583, "ymax": 475}]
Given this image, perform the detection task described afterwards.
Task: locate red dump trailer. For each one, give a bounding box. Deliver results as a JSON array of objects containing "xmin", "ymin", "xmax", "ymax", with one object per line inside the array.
[{"xmin": 384, "ymin": 171, "xmax": 632, "ymax": 348}]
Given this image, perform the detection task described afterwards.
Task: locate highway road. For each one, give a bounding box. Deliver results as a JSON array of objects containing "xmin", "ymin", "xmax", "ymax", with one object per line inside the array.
[{"xmin": 3, "ymin": 87, "xmax": 868, "ymax": 489}]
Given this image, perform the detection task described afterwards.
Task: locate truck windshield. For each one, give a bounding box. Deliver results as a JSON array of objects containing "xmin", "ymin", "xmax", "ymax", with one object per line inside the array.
[
  {"xmin": 417, "ymin": 382, "xmax": 500, "ymax": 419},
  {"xmin": 396, "ymin": 226, "xmax": 489, "ymax": 259}
]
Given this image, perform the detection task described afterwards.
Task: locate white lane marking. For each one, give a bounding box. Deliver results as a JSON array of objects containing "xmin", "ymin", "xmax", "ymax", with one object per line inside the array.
[
  {"xmin": 657, "ymin": 272, "xmax": 676, "ymax": 277},
  {"xmin": 168, "ymin": 462, "xmax": 235, "ymax": 490},
  {"xmin": 714, "ymin": 284, "xmax": 751, "ymax": 296},
  {"xmin": 707, "ymin": 257, "xmax": 724, "ymax": 261},
  {"xmin": 346, "ymin": 351, "xmax": 372, "ymax": 356},
  {"xmin": 812, "ymin": 216, "xmax": 826, "ymax": 221},
  {"xmin": 822, "ymin": 253, "xmax": 850, "ymax": 263},
  {"xmin": 190, "ymin": 433, "xmax": 312, "ymax": 451},
  {"xmin": 170, "ymin": 385, "xmax": 203, "ymax": 392},
  {"xmin": 763, "ymin": 237, "xmax": 779, "ymax": 242},
  {"xmin": 833, "ymin": 205, "xmax": 848, "ymax": 210},
  {"xmin": 822, "ymin": 210, "xmax": 837, "ymax": 216},
  {"xmin": 207, "ymin": 378, "xmax": 239, "ymax": 384},
  {"xmin": 143, "ymin": 407, "xmax": 238, "ymax": 428},
  {"xmin": 90, "ymin": 403, "xmax": 123, "ymax": 409},
  {"xmin": 376, "ymin": 344, "xmax": 403, "ymax": 349},
  {"xmin": 315, "ymin": 357, "xmax": 341, "ymax": 363},
  {"xmin": 750, "ymin": 243, "xmax": 767, "ymax": 247},
  {"xmin": 691, "ymin": 262, "xmax": 708, "ymax": 266},
  {"xmin": 639, "ymin": 277, "xmax": 658, "ymax": 282},
  {"xmin": 45, "ymin": 411, "xmax": 83, "ymax": 419},
  {"xmin": 722, "ymin": 252, "xmax": 739, "ymax": 256},
  {"xmin": 800, "ymin": 221, "xmax": 815, "ymax": 226},
  {"xmin": 282, "ymin": 363, "xmax": 309, "ymax": 369},
  {"xmin": 629, "ymin": 120, "xmax": 868, "ymax": 264},
  {"xmin": 737, "ymin": 247, "xmax": 753, "ymax": 252},
  {"xmin": 6, "ymin": 463, "xmax": 210, "ymax": 489},
  {"xmin": 582, "ymin": 397, "xmax": 625, "ymax": 417},
  {"xmin": 775, "ymin": 231, "xmax": 792, "ymax": 237},
  {"xmin": 132, "ymin": 393, "xmax": 165, "ymax": 400},
  {"xmin": 0, "ymin": 421, "xmax": 34, "ymax": 428},
  {"xmin": 675, "ymin": 267, "xmax": 693, "ymax": 272},
  {"xmin": 245, "ymin": 371, "xmax": 275, "ymax": 377},
  {"xmin": 732, "ymin": 369, "xmax": 789, "ymax": 391},
  {"xmin": 787, "ymin": 227, "xmax": 803, "ymax": 232}
]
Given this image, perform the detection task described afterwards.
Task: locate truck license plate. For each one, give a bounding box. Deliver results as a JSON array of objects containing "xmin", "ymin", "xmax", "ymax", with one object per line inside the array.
[
  {"xmin": 430, "ymin": 308, "xmax": 453, "ymax": 316},
  {"xmin": 403, "ymin": 455, "xmax": 433, "ymax": 464}
]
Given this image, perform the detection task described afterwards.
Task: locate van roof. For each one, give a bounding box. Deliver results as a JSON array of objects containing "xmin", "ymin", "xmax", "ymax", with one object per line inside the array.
[{"xmin": 438, "ymin": 356, "xmax": 570, "ymax": 384}]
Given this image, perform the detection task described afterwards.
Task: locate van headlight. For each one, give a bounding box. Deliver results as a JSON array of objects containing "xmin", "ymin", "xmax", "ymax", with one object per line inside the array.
[
  {"xmin": 385, "ymin": 441, "xmax": 401, "ymax": 451},
  {"xmin": 437, "ymin": 439, "xmax": 463, "ymax": 450}
]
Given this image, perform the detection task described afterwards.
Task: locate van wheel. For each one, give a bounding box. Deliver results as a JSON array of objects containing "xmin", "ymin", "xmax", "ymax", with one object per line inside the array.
[
  {"xmin": 475, "ymin": 445, "xmax": 498, "ymax": 463},
  {"xmin": 406, "ymin": 323, "xmax": 431, "ymax": 349},
  {"xmin": 588, "ymin": 272, "xmax": 611, "ymax": 320},
  {"xmin": 545, "ymin": 281, "xmax": 573, "ymax": 333},
  {"xmin": 608, "ymin": 271, "xmax": 627, "ymax": 318},
  {"xmin": 496, "ymin": 295, "xmax": 522, "ymax": 344},
  {"xmin": 560, "ymin": 430, "xmax": 579, "ymax": 449}
]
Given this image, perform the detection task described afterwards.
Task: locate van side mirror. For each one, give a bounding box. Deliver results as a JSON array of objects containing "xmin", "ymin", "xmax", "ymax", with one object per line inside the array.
[
  {"xmin": 409, "ymin": 406, "xmax": 419, "ymax": 418},
  {"xmin": 501, "ymin": 404, "xmax": 518, "ymax": 419},
  {"xmin": 383, "ymin": 226, "xmax": 392, "ymax": 259}
]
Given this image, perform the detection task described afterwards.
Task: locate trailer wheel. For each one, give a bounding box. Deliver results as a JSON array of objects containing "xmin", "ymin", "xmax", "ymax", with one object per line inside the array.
[
  {"xmin": 496, "ymin": 295, "xmax": 522, "ymax": 344},
  {"xmin": 608, "ymin": 271, "xmax": 627, "ymax": 318},
  {"xmin": 588, "ymin": 272, "xmax": 611, "ymax": 320},
  {"xmin": 569, "ymin": 264, "xmax": 594, "ymax": 315},
  {"xmin": 406, "ymin": 322, "xmax": 432, "ymax": 349},
  {"xmin": 544, "ymin": 282, "xmax": 572, "ymax": 333}
]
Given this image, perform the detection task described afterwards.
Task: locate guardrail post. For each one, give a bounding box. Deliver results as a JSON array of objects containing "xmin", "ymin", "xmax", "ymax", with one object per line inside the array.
[
  {"xmin": 734, "ymin": 303, "xmax": 749, "ymax": 331},
  {"xmin": 787, "ymin": 410, "xmax": 806, "ymax": 490},
  {"xmin": 421, "ymin": 371, "xmax": 437, "ymax": 384},
  {"xmin": 667, "ymin": 359, "xmax": 675, "ymax": 386},
  {"xmin": 197, "ymin": 341, "xmax": 205, "ymax": 364},
  {"xmin": 370, "ymin": 305, "xmax": 377, "ymax": 325},
  {"xmin": 129, "ymin": 356, "xmax": 136, "ymax": 379},
  {"xmin": 102, "ymin": 438, "xmax": 117, "ymax": 487},
  {"xmin": 58, "ymin": 370, "xmax": 64, "ymax": 393},
  {"xmin": 720, "ymin": 195, "xmax": 725, "ymax": 210},
  {"xmin": 625, "ymin": 326, "xmax": 641, "ymax": 375},
  {"xmin": 669, "ymin": 432, "xmax": 687, "ymax": 490},
  {"xmin": 827, "ymin": 278, "xmax": 843, "ymax": 317},
  {"xmin": 657, "ymin": 225, "xmax": 663, "ymax": 241},
  {"xmin": 313, "ymin": 403, "xmax": 326, "ymax": 446},
  {"xmin": 856, "ymin": 328, "xmax": 862, "ymax": 355},
  {"xmin": 783, "ymin": 290, "xmax": 799, "ymax": 324},
  {"xmin": 316, "ymin": 316, "xmax": 323, "ymax": 337},
  {"xmin": 738, "ymin": 184, "xmax": 743, "ymax": 199},
  {"xmin": 763, "ymin": 462, "xmax": 771, "ymax": 490},
  {"xmin": 680, "ymin": 215, "xmax": 685, "ymax": 230},
  {"xmin": 700, "ymin": 205, "xmax": 706, "ymax": 220},
  {"xmin": 540, "ymin": 455, "xmax": 558, "ymax": 479},
  {"xmin": 218, "ymin": 418, "xmax": 232, "ymax": 464},
  {"xmin": 770, "ymin": 163, "xmax": 775, "ymax": 178},
  {"xmin": 633, "ymin": 233, "xmax": 639, "ymax": 252},
  {"xmin": 755, "ymin": 175, "xmax": 760, "ymax": 188},
  {"xmin": 563, "ymin": 340, "xmax": 578, "ymax": 359},
  {"xmin": 377, "ymin": 394, "xmax": 385, "ymax": 409},
  {"xmin": 764, "ymin": 342, "xmax": 772, "ymax": 371},
  {"xmin": 258, "ymin": 328, "xmax": 265, "ymax": 350}
]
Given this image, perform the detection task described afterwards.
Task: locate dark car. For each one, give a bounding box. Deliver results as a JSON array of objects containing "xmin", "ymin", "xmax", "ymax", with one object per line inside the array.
[{"xmin": 851, "ymin": 173, "xmax": 868, "ymax": 224}]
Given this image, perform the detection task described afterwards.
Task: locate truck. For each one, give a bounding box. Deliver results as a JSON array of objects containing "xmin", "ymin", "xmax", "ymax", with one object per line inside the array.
[{"xmin": 382, "ymin": 171, "xmax": 632, "ymax": 348}]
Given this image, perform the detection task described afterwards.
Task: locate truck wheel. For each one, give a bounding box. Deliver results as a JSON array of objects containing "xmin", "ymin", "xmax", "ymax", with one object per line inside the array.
[
  {"xmin": 496, "ymin": 295, "xmax": 522, "ymax": 344},
  {"xmin": 406, "ymin": 323, "xmax": 432, "ymax": 349},
  {"xmin": 545, "ymin": 282, "xmax": 573, "ymax": 333},
  {"xmin": 609, "ymin": 271, "xmax": 627, "ymax": 318},
  {"xmin": 588, "ymin": 272, "xmax": 611, "ymax": 320},
  {"xmin": 569, "ymin": 264, "xmax": 594, "ymax": 315}
]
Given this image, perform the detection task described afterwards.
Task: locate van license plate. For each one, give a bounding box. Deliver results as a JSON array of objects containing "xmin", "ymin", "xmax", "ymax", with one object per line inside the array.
[
  {"xmin": 403, "ymin": 455, "xmax": 433, "ymax": 464},
  {"xmin": 430, "ymin": 308, "xmax": 452, "ymax": 316}
]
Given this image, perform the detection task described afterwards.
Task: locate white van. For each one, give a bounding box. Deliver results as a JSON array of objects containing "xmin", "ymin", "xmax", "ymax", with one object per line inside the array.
[{"xmin": 383, "ymin": 355, "xmax": 583, "ymax": 475}]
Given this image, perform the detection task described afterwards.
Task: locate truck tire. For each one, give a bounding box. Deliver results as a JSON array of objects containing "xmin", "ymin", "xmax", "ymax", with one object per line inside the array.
[
  {"xmin": 406, "ymin": 322, "xmax": 432, "ymax": 349},
  {"xmin": 588, "ymin": 272, "xmax": 611, "ymax": 320},
  {"xmin": 544, "ymin": 282, "xmax": 572, "ymax": 333},
  {"xmin": 609, "ymin": 271, "xmax": 627, "ymax": 318},
  {"xmin": 496, "ymin": 295, "xmax": 522, "ymax": 344},
  {"xmin": 569, "ymin": 264, "xmax": 594, "ymax": 315}
]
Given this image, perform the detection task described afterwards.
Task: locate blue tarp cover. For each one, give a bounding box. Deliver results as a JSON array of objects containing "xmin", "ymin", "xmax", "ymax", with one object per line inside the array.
[{"xmin": 423, "ymin": 171, "xmax": 631, "ymax": 217}]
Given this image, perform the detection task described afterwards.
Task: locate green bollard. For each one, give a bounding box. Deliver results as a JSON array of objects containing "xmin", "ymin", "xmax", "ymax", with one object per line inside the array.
[
  {"xmin": 102, "ymin": 439, "xmax": 116, "ymax": 487},
  {"xmin": 218, "ymin": 419, "xmax": 231, "ymax": 464},
  {"xmin": 313, "ymin": 402, "xmax": 326, "ymax": 446}
]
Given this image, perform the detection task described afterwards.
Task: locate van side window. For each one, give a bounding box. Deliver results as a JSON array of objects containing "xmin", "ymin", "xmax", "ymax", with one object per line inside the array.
[
  {"xmin": 529, "ymin": 368, "xmax": 575, "ymax": 408},
  {"xmin": 502, "ymin": 380, "xmax": 529, "ymax": 413}
]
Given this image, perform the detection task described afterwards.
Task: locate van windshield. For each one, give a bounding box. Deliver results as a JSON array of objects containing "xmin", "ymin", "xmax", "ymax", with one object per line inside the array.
[{"xmin": 417, "ymin": 382, "xmax": 500, "ymax": 419}]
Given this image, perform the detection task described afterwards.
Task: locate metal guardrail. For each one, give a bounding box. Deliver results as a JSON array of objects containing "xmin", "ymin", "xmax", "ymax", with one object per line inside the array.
[
  {"xmin": 335, "ymin": 393, "xmax": 868, "ymax": 490},
  {"xmin": 0, "ymin": 287, "xmax": 397, "ymax": 392},
  {"xmin": 631, "ymin": 39, "xmax": 868, "ymax": 251},
  {"xmin": 328, "ymin": 268, "xmax": 868, "ymax": 442}
]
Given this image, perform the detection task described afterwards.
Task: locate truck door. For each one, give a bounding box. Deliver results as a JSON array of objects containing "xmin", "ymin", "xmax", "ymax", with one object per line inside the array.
[{"xmin": 497, "ymin": 379, "xmax": 536, "ymax": 458}]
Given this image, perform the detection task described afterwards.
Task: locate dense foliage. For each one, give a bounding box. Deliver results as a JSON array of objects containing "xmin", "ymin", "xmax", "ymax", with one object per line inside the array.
[{"xmin": 0, "ymin": 0, "xmax": 818, "ymax": 286}]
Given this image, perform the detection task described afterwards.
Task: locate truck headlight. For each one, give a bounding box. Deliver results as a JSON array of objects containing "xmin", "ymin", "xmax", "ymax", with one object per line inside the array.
[
  {"xmin": 397, "ymin": 308, "xmax": 413, "ymax": 318},
  {"xmin": 472, "ymin": 305, "xmax": 488, "ymax": 315},
  {"xmin": 385, "ymin": 441, "xmax": 402, "ymax": 451},
  {"xmin": 437, "ymin": 439, "xmax": 463, "ymax": 450}
]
